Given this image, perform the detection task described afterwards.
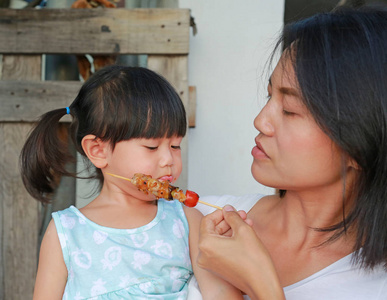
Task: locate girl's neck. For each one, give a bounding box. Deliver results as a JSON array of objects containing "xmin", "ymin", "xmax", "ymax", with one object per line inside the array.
[{"xmin": 79, "ymin": 191, "xmax": 158, "ymax": 230}]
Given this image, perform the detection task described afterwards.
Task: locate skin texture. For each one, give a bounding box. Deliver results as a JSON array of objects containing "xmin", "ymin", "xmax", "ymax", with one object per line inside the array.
[
  {"xmin": 198, "ymin": 55, "xmax": 358, "ymax": 298},
  {"xmin": 33, "ymin": 135, "xmax": 243, "ymax": 299},
  {"xmin": 251, "ymin": 58, "xmax": 345, "ymax": 192},
  {"xmin": 199, "ymin": 206, "xmax": 284, "ymax": 300}
]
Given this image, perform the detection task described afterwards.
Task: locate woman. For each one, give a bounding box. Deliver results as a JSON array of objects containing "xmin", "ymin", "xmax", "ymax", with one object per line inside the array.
[{"xmin": 195, "ymin": 5, "xmax": 387, "ymax": 299}]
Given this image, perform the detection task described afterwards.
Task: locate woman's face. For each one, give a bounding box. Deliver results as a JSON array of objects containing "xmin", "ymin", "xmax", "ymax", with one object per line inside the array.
[{"xmin": 251, "ymin": 56, "xmax": 345, "ymax": 191}]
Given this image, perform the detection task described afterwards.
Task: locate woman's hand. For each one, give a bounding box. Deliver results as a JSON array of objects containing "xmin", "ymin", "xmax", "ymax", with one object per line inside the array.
[{"xmin": 197, "ymin": 205, "xmax": 285, "ymax": 300}]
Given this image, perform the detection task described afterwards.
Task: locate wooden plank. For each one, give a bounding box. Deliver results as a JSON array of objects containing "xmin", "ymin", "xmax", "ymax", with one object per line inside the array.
[
  {"xmin": 0, "ymin": 80, "xmax": 82, "ymax": 122},
  {"xmin": 2, "ymin": 55, "xmax": 41, "ymax": 80},
  {"xmin": 0, "ymin": 124, "xmax": 39, "ymax": 300},
  {"xmin": 0, "ymin": 8, "xmax": 190, "ymax": 55},
  {"xmin": 0, "ymin": 55, "xmax": 41, "ymax": 300},
  {"xmin": 148, "ymin": 55, "xmax": 189, "ymax": 190},
  {"xmin": 188, "ymin": 86, "xmax": 196, "ymax": 128}
]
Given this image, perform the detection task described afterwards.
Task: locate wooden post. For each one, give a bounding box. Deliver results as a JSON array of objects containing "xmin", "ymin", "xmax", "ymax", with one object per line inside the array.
[{"xmin": 0, "ymin": 55, "xmax": 41, "ymax": 300}]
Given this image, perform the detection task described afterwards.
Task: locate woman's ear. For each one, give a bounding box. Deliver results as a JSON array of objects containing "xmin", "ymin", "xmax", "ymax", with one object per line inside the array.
[
  {"xmin": 81, "ymin": 134, "xmax": 109, "ymax": 169},
  {"xmin": 347, "ymin": 157, "xmax": 360, "ymax": 171}
]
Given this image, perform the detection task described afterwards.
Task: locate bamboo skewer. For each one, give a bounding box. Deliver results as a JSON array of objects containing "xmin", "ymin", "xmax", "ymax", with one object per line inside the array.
[
  {"xmin": 106, "ymin": 172, "xmax": 222, "ymax": 210},
  {"xmin": 197, "ymin": 200, "xmax": 222, "ymax": 210},
  {"xmin": 106, "ymin": 172, "xmax": 133, "ymax": 182}
]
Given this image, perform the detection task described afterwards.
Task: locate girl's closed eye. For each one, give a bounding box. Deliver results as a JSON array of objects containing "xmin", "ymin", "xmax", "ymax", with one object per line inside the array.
[
  {"xmin": 171, "ymin": 145, "xmax": 181, "ymax": 150},
  {"xmin": 145, "ymin": 145, "xmax": 158, "ymax": 150}
]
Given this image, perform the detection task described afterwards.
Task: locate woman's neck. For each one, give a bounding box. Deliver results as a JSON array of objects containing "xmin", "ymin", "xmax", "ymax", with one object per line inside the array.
[
  {"xmin": 284, "ymin": 189, "xmax": 346, "ymax": 226},
  {"xmin": 250, "ymin": 190, "xmax": 356, "ymax": 287},
  {"xmin": 251, "ymin": 183, "xmax": 356, "ymax": 250}
]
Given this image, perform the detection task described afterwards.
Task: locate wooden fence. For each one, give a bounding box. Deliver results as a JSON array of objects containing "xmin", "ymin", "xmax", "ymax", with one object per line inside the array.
[{"xmin": 0, "ymin": 8, "xmax": 193, "ymax": 299}]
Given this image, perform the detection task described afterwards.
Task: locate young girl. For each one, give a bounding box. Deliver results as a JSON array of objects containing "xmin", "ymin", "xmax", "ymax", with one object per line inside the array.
[{"xmin": 20, "ymin": 65, "xmax": 242, "ymax": 299}]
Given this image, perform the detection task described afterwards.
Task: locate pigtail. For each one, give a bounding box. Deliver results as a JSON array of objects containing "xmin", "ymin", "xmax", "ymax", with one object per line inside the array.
[{"xmin": 20, "ymin": 107, "xmax": 75, "ymax": 203}]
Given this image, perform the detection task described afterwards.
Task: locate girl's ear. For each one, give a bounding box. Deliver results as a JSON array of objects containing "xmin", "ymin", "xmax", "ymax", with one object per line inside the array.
[{"xmin": 81, "ymin": 135, "xmax": 109, "ymax": 169}]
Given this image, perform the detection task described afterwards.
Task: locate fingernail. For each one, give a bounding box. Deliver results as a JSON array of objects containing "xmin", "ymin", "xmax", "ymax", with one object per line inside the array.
[{"xmin": 224, "ymin": 205, "xmax": 235, "ymax": 212}]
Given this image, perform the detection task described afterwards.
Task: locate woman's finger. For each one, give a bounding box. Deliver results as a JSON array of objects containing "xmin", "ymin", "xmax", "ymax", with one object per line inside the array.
[
  {"xmin": 218, "ymin": 209, "xmax": 250, "ymax": 236},
  {"xmin": 237, "ymin": 209, "xmax": 248, "ymax": 220},
  {"xmin": 214, "ymin": 219, "xmax": 232, "ymax": 235},
  {"xmin": 211, "ymin": 208, "xmax": 245, "ymax": 234},
  {"xmin": 199, "ymin": 208, "xmax": 225, "ymax": 235},
  {"xmin": 222, "ymin": 206, "xmax": 250, "ymax": 231}
]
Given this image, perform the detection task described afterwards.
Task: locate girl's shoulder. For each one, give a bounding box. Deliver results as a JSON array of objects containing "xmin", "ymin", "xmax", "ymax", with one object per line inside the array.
[
  {"xmin": 52, "ymin": 205, "xmax": 87, "ymax": 223},
  {"xmin": 183, "ymin": 205, "xmax": 203, "ymax": 223}
]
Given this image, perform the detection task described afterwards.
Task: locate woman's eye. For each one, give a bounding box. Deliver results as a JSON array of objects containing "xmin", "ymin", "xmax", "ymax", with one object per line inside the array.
[{"xmin": 282, "ymin": 110, "xmax": 295, "ymax": 116}]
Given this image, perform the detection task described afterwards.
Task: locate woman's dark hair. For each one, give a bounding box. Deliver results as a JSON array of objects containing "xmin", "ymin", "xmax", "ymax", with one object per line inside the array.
[
  {"xmin": 20, "ymin": 65, "xmax": 187, "ymax": 203},
  {"xmin": 273, "ymin": 5, "xmax": 387, "ymax": 269}
]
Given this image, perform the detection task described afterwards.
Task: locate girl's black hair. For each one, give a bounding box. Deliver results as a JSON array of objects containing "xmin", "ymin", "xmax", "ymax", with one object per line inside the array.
[
  {"xmin": 273, "ymin": 5, "xmax": 387, "ymax": 269},
  {"xmin": 20, "ymin": 65, "xmax": 187, "ymax": 203}
]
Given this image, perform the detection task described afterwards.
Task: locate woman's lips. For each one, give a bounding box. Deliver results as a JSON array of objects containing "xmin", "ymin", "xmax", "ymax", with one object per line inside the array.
[{"xmin": 251, "ymin": 141, "xmax": 269, "ymax": 159}]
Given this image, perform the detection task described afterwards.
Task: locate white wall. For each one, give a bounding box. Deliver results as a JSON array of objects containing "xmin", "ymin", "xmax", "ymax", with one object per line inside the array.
[
  {"xmin": 179, "ymin": 0, "xmax": 284, "ymax": 196},
  {"xmin": 76, "ymin": 0, "xmax": 285, "ymax": 207}
]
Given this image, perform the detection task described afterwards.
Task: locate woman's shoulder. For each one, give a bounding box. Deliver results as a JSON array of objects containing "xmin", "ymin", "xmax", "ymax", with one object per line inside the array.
[{"xmin": 248, "ymin": 194, "xmax": 281, "ymax": 214}]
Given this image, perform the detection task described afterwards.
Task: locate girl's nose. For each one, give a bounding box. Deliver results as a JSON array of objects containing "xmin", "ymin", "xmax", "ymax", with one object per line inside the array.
[
  {"xmin": 160, "ymin": 149, "xmax": 173, "ymax": 167},
  {"xmin": 254, "ymin": 103, "xmax": 275, "ymax": 136}
]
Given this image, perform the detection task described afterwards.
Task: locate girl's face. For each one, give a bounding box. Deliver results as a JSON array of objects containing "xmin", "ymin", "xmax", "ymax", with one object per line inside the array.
[
  {"xmin": 251, "ymin": 56, "xmax": 344, "ymax": 191},
  {"xmin": 104, "ymin": 136, "xmax": 183, "ymax": 200}
]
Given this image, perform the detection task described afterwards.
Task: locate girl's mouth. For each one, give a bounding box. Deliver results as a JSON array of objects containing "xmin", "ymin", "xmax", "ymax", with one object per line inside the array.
[{"xmin": 158, "ymin": 175, "xmax": 173, "ymax": 182}]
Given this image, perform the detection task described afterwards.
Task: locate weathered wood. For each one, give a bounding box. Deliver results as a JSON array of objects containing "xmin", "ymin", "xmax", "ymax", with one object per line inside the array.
[
  {"xmin": 0, "ymin": 124, "xmax": 39, "ymax": 300},
  {"xmin": 0, "ymin": 9, "xmax": 192, "ymax": 300},
  {"xmin": 0, "ymin": 55, "xmax": 41, "ymax": 300},
  {"xmin": 148, "ymin": 55, "xmax": 189, "ymax": 190},
  {"xmin": 0, "ymin": 80, "xmax": 82, "ymax": 122},
  {"xmin": 0, "ymin": 81, "xmax": 196, "ymax": 124},
  {"xmin": 2, "ymin": 55, "xmax": 41, "ymax": 79},
  {"xmin": 0, "ymin": 8, "xmax": 190, "ymax": 55},
  {"xmin": 188, "ymin": 86, "xmax": 196, "ymax": 128}
]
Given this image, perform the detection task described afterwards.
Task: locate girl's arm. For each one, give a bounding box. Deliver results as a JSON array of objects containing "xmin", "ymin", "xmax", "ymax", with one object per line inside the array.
[
  {"xmin": 33, "ymin": 220, "xmax": 68, "ymax": 300},
  {"xmin": 197, "ymin": 207, "xmax": 285, "ymax": 300},
  {"xmin": 184, "ymin": 206, "xmax": 244, "ymax": 299}
]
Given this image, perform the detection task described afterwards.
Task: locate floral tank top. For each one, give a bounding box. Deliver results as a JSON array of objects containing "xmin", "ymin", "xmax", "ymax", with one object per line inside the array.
[{"xmin": 52, "ymin": 199, "xmax": 193, "ymax": 299}]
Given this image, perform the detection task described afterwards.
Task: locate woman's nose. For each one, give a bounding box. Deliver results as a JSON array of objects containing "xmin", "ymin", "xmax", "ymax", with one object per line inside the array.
[{"xmin": 254, "ymin": 103, "xmax": 275, "ymax": 136}]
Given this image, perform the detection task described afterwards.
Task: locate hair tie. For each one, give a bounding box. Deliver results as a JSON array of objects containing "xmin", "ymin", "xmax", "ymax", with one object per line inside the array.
[{"xmin": 66, "ymin": 107, "xmax": 70, "ymax": 115}]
